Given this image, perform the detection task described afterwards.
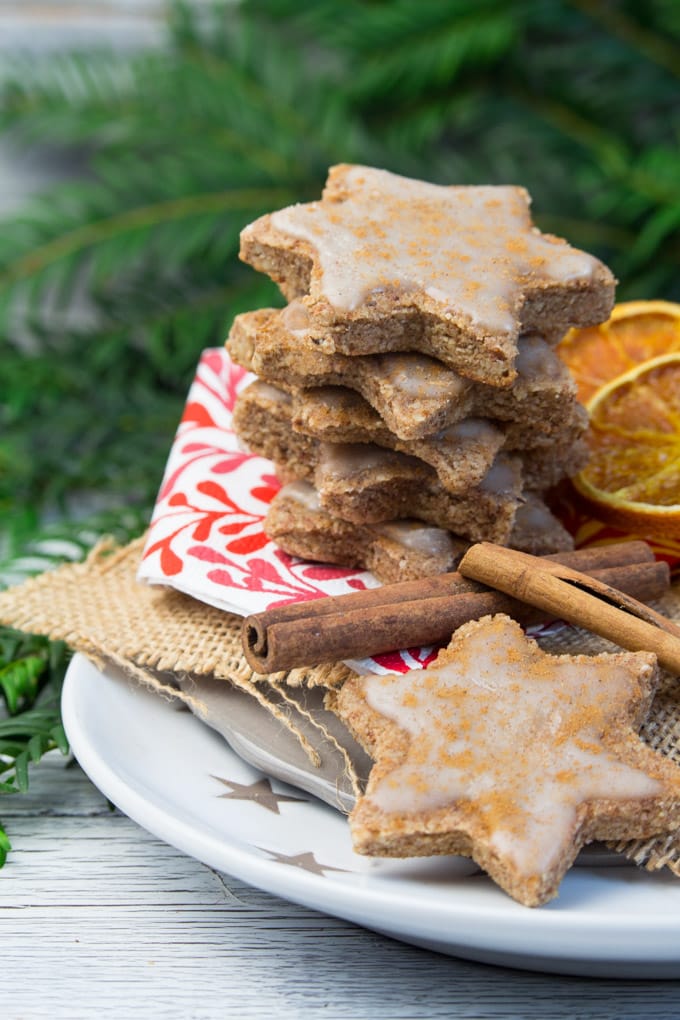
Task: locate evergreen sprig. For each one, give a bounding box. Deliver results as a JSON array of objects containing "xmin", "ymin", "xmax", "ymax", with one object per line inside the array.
[
  {"xmin": 1, "ymin": 0, "xmax": 679, "ymax": 864},
  {"xmin": 0, "ymin": 629, "xmax": 70, "ymax": 864}
]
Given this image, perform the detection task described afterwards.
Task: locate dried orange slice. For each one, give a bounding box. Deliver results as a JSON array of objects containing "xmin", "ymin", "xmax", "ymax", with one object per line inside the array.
[
  {"xmin": 573, "ymin": 353, "xmax": 680, "ymax": 538},
  {"xmin": 558, "ymin": 300, "xmax": 680, "ymax": 403}
]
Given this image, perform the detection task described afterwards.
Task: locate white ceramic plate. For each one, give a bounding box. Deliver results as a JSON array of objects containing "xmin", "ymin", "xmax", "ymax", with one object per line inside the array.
[{"xmin": 62, "ymin": 653, "xmax": 680, "ymax": 979}]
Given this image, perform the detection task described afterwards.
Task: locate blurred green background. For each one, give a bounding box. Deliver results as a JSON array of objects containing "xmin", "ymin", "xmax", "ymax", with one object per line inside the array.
[
  {"xmin": 1, "ymin": 0, "xmax": 680, "ymax": 571},
  {"xmin": 0, "ymin": 1, "xmax": 679, "ymax": 836},
  {"xmin": 2, "ymin": 0, "xmax": 680, "ymax": 568}
]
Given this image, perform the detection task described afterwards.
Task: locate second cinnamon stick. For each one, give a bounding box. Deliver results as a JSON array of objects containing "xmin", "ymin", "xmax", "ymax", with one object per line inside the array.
[
  {"xmin": 459, "ymin": 543, "xmax": 680, "ymax": 674},
  {"xmin": 243, "ymin": 557, "xmax": 668, "ymax": 672}
]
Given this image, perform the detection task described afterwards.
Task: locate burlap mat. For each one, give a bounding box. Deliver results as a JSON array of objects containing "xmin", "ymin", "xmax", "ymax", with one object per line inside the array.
[
  {"xmin": 0, "ymin": 536, "xmax": 357, "ymax": 769},
  {"xmin": 0, "ymin": 536, "xmax": 356, "ymax": 694},
  {"xmin": 1, "ymin": 535, "xmax": 679, "ymax": 875}
]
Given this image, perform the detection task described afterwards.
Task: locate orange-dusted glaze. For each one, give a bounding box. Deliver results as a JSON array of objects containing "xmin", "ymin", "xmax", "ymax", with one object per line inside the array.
[
  {"xmin": 363, "ymin": 616, "xmax": 659, "ymax": 875},
  {"xmin": 268, "ymin": 166, "xmax": 599, "ymax": 334}
]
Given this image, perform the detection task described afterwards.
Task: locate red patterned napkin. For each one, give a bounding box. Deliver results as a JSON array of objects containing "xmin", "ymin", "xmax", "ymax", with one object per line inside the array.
[{"xmin": 138, "ymin": 348, "xmax": 385, "ymax": 611}]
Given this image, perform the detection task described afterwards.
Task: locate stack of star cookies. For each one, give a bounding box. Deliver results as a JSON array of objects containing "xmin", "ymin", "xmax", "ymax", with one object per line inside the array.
[{"xmin": 228, "ymin": 165, "xmax": 615, "ymax": 582}]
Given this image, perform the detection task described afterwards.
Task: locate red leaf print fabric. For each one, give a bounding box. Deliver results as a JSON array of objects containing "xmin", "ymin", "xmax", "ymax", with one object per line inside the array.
[{"xmin": 137, "ymin": 348, "xmax": 426, "ymax": 674}]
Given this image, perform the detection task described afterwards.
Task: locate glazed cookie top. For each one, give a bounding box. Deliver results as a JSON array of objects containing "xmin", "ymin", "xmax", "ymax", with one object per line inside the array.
[
  {"xmin": 264, "ymin": 165, "xmax": 605, "ymax": 336},
  {"xmin": 333, "ymin": 614, "xmax": 680, "ymax": 904},
  {"xmin": 363, "ymin": 616, "xmax": 658, "ymax": 867}
]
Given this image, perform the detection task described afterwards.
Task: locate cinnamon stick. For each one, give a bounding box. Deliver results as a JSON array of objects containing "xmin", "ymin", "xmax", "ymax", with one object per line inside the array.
[
  {"xmin": 242, "ymin": 541, "xmax": 667, "ymax": 672},
  {"xmin": 247, "ymin": 541, "xmax": 654, "ymax": 635},
  {"xmin": 459, "ymin": 543, "xmax": 680, "ymax": 674}
]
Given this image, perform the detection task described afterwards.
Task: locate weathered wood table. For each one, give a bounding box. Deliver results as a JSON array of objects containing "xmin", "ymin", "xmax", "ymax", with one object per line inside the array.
[{"xmin": 1, "ymin": 753, "xmax": 679, "ymax": 1018}]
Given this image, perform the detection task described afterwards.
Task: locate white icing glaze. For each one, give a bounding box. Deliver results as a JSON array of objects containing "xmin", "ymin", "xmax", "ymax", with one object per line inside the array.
[
  {"xmin": 363, "ymin": 616, "xmax": 660, "ymax": 875},
  {"xmin": 434, "ymin": 418, "xmax": 503, "ymax": 459},
  {"xmin": 437, "ymin": 418, "xmax": 500, "ymax": 446},
  {"xmin": 515, "ymin": 335, "xmax": 564, "ymax": 380},
  {"xmin": 374, "ymin": 521, "xmax": 455, "ymax": 558},
  {"xmin": 513, "ymin": 498, "xmax": 554, "ymax": 532},
  {"xmin": 251, "ymin": 380, "xmax": 292, "ymax": 404},
  {"xmin": 270, "ymin": 166, "xmax": 598, "ymax": 334},
  {"xmin": 318, "ymin": 443, "xmax": 409, "ymax": 480},
  {"xmin": 479, "ymin": 457, "xmax": 517, "ymax": 494},
  {"xmin": 282, "ymin": 480, "xmax": 321, "ymax": 511},
  {"xmin": 280, "ymin": 299, "xmax": 312, "ymax": 333},
  {"xmin": 371, "ymin": 353, "xmax": 468, "ymax": 401}
]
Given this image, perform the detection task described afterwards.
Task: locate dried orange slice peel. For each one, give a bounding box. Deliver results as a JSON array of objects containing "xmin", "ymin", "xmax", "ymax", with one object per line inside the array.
[
  {"xmin": 573, "ymin": 353, "xmax": 680, "ymax": 538},
  {"xmin": 558, "ymin": 300, "xmax": 680, "ymax": 404}
]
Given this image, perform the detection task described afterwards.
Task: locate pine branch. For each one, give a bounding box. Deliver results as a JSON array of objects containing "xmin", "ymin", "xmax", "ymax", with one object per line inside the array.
[
  {"xmin": 0, "ymin": 628, "xmax": 71, "ymax": 864},
  {"xmin": 0, "ymin": 510, "xmax": 148, "ymax": 589},
  {"xmin": 0, "ymin": 509, "xmax": 149, "ymax": 866},
  {"xmin": 571, "ymin": 0, "xmax": 680, "ymax": 80},
  {"xmin": 0, "ymin": 187, "xmax": 290, "ymax": 288},
  {"xmin": 0, "ymin": 183, "xmax": 295, "ymax": 336}
]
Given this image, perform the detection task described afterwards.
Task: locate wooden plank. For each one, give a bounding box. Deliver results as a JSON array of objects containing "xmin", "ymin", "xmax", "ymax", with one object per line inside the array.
[{"xmin": 1, "ymin": 758, "xmax": 680, "ymax": 1018}]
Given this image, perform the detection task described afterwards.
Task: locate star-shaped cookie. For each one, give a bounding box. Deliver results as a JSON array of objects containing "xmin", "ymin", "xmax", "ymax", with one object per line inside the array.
[
  {"xmin": 233, "ymin": 378, "xmax": 586, "ymax": 503},
  {"xmin": 264, "ymin": 483, "xmax": 571, "ymax": 586},
  {"xmin": 330, "ymin": 614, "xmax": 680, "ymax": 906},
  {"xmin": 227, "ymin": 307, "xmax": 588, "ymax": 443},
  {"xmin": 240, "ymin": 165, "xmax": 615, "ymax": 387}
]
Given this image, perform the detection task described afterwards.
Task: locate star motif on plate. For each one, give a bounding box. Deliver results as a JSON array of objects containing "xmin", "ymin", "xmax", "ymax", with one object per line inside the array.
[
  {"xmin": 212, "ymin": 775, "xmax": 307, "ymax": 814},
  {"xmin": 257, "ymin": 847, "xmax": 349, "ymax": 876},
  {"xmin": 332, "ymin": 613, "xmax": 680, "ymax": 906}
]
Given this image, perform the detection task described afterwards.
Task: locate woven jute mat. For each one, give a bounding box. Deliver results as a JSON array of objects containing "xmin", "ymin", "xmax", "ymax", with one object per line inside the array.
[{"xmin": 1, "ymin": 535, "xmax": 679, "ymax": 875}]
